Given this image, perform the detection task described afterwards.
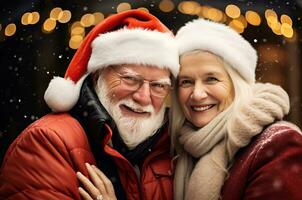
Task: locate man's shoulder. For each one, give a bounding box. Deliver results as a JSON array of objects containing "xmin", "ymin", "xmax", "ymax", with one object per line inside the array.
[{"xmin": 14, "ymin": 112, "xmax": 88, "ymax": 150}]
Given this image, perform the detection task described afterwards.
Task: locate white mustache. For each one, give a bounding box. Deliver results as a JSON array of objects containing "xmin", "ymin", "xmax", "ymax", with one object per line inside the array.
[{"xmin": 118, "ymin": 98, "xmax": 154, "ymax": 113}]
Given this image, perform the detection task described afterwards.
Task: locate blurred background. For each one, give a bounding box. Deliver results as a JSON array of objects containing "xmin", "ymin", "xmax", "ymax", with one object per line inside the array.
[{"xmin": 0, "ymin": 0, "xmax": 301, "ymax": 162}]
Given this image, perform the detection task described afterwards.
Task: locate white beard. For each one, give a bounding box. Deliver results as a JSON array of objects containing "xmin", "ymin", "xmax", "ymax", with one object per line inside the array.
[{"xmin": 95, "ymin": 76, "xmax": 166, "ymax": 149}]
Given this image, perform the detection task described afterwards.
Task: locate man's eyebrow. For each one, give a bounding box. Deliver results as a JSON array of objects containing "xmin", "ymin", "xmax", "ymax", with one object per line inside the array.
[{"xmin": 153, "ymin": 78, "xmax": 171, "ymax": 84}]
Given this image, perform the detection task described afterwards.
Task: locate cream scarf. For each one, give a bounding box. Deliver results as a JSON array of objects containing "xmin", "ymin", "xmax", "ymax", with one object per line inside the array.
[{"xmin": 174, "ymin": 83, "xmax": 290, "ymax": 200}]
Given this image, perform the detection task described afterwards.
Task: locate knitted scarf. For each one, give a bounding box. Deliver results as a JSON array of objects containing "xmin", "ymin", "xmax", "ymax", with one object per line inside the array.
[{"xmin": 174, "ymin": 83, "xmax": 290, "ymax": 200}]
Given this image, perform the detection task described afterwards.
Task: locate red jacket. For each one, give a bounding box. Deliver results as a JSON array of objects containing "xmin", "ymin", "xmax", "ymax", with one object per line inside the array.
[
  {"xmin": 0, "ymin": 113, "xmax": 173, "ymax": 200},
  {"xmin": 221, "ymin": 121, "xmax": 302, "ymax": 199}
]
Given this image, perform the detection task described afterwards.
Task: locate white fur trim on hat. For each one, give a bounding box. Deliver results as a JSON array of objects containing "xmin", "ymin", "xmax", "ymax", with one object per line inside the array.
[
  {"xmin": 87, "ymin": 28, "xmax": 179, "ymax": 77},
  {"xmin": 176, "ymin": 19, "xmax": 257, "ymax": 83},
  {"xmin": 44, "ymin": 74, "xmax": 87, "ymax": 112}
]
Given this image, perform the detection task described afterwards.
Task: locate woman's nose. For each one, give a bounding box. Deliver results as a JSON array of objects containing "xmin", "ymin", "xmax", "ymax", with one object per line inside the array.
[{"xmin": 190, "ymin": 83, "xmax": 207, "ymax": 101}]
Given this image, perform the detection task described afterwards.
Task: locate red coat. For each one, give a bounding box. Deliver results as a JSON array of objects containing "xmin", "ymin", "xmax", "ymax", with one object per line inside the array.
[
  {"xmin": 221, "ymin": 121, "xmax": 302, "ymax": 199},
  {"xmin": 0, "ymin": 113, "xmax": 173, "ymax": 200}
]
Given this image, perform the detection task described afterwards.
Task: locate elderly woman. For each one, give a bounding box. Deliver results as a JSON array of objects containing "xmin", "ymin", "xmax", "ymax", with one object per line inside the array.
[{"xmin": 171, "ymin": 19, "xmax": 302, "ymax": 200}]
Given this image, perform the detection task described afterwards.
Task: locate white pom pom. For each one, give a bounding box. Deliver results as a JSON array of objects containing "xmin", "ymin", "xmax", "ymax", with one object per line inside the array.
[{"xmin": 44, "ymin": 76, "xmax": 83, "ymax": 112}]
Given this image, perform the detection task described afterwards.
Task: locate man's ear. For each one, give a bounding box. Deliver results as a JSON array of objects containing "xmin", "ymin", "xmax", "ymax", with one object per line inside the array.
[{"xmin": 92, "ymin": 70, "xmax": 101, "ymax": 87}]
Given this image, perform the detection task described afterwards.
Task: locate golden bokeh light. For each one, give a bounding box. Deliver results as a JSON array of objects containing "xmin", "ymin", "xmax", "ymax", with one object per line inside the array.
[
  {"xmin": 5, "ymin": 23, "xmax": 17, "ymax": 36},
  {"xmin": 81, "ymin": 14, "xmax": 95, "ymax": 27},
  {"xmin": 50, "ymin": 7, "xmax": 63, "ymax": 20},
  {"xmin": 69, "ymin": 35, "xmax": 83, "ymax": 49},
  {"xmin": 178, "ymin": 1, "xmax": 200, "ymax": 15},
  {"xmin": 266, "ymin": 15, "xmax": 278, "ymax": 28},
  {"xmin": 71, "ymin": 21, "xmax": 82, "ymax": 30},
  {"xmin": 43, "ymin": 18, "xmax": 57, "ymax": 32},
  {"xmin": 21, "ymin": 12, "xmax": 31, "ymax": 25},
  {"xmin": 229, "ymin": 19, "xmax": 244, "ymax": 33},
  {"xmin": 225, "ymin": 4, "xmax": 241, "ymax": 19},
  {"xmin": 265, "ymin": 9, "xmax": 277, "ymax": 19},
  {"xmin": 71, "ymin": 26, "xmax": 85, "ymax": 36},
  {"xmin": 271, "ymin": 21, "xmax": 282, "ymax": 35},
  {"xmin": 58, "ymin": 10, "xmax": 72, "ymax": 23},
  {"xmin": 245, "ymin": 11, "xmax": 261, "ymax": 26},
  {"xmin": 281, "ymin": 23, "xmax": 293, "ymax": 38},
  {"xmin": 137, "ymin": 7, "xmax": 149, "ymax": 13},
  {"xmin": 236, "ymin": 15, "xmax": 247, "ymax": 28},
  {"xmin": 159, "ymin": 0, "xmax": 175, "ymax": 13},
  {"xmin": 207, "ymin": 8, "xmax": 223, "ymax": 22},
  {"xmin": 117, "ymin": 3, "xmax": 131, "ymax": 13},
  {"xmin": 280, "ymin": 14, "xmax": 292, "ymax": 26},
  {"xmin": 31, "ymin": 12, "xmax": 40, "ymax": 24},
  {"xmin": 197, "ymin": 6, "xmax": 208, "ymax": 18},
  {"xmin": 93, "ymin": 12, "xmax": 105, "ymax": 25}
]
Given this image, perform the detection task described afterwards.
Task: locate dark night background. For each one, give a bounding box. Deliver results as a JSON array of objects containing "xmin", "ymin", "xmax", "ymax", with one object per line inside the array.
[{"xmin": 1, "ymin": 0, "xmax": 302, "ymax": 163}]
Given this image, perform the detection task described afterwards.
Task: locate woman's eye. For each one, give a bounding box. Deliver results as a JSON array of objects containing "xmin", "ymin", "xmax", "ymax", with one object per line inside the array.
[
  {"xmin": 178, "ymin": 79, "xmax": 193, "ymax": 87},
  {"xmin": 206, "ymin": 77, "xmax": 219, "ymax": 82}
]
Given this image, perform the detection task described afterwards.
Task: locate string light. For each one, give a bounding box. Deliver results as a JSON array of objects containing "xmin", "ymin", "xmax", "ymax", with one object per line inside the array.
[
  {"xmin": 5, "ymin": 23, "xmax": 16, "ymax": 36},
  {"xmin": 245, "ymin": 11, "xmax": 261, "ymax": 26},
  {"xmin": 93, "ymin": 12, "xmax": 105, "ymax": 25},
  {"xmin": 236, "ymin": 15, "xmax": 248, "ymax": 28},
  {"xmin": 31, "ymin": 12, "xmax": 40, "ymax": 25},
  {"xmin": 280, "ymin": 14, "xmax": 292, "ymax": 26},
  {"xmin": 178, "ymin": 1, "xmax": 200, "ymax": 15},
  {"xmin": 81, "ymin": 14, "xmax": 95, "ymax": 27},
  {"xmin": 271, "ymin": 21, "xmax": 282, "ymax": 35},
  {"xmin": 69, "ymin": 35, "xmax": 83, "ymax": 49},
  {"xmin": 21, "ymin": 12, "xmax": 31, "ymax": 25},
  {"xmin": 229, "ymin": 19, "xmax": 244, "ymax": 33},
  {"xmin": 159, "ymin": 0, "xmax": 175, "ymax": 13},
  {"xmin": 117, "ymin": 3, "xmax": 131, "ymax": 13},
  {"xmin": 58, "ymin": 10, "xmax": 72, "ymax": 23},
  {"xmin": 50, "ymin": 7, "xmax": 63, "ymax": 20},
  {"xmin": 137, "ymin": 7, "xmax": 149, "ymax": 13},
  {"xmin": 225, "ymin": 4, "xmax": 241, "ymax": 19},
  {"xmin": 207, "ymin": 8, "xmax": 223, "ymax": 22},
  {"xmin": 42, "ymin": 18, "xmax": 56, "ymax": 33},
  {"xmin": 281, "ymin": 23, "xmax": 294, "ymax": 38},
  {"xmin": 1, "ymin": 3, "xmax": 296, "ymax": 46}
]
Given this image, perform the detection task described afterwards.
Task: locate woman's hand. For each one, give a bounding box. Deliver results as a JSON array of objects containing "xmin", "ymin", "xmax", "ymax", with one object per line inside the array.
[{"xmin": 77, "ymin": 163, "xmax": 117, "ymax": 200}]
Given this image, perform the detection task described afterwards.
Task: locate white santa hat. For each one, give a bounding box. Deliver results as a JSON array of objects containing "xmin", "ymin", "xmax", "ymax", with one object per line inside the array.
[
  {"xmin": 44, "ymin": 10, "xmax": 179, "ymax": 112},
  {"xmin": 176, "ymin": 18, "xmax": 257, "ymax": 83}
]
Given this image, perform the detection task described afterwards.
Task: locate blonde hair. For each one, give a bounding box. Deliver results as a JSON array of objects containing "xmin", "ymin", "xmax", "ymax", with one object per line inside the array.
[{"xmin": 170, "ymin": 50, "xmax": 254, "ymax": 155}]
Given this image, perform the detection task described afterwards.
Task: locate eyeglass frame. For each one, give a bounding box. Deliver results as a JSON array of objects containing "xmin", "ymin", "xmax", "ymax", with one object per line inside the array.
[{"xmin": 109, "ymin": 66, "xmax": 173, "ymax": 98}]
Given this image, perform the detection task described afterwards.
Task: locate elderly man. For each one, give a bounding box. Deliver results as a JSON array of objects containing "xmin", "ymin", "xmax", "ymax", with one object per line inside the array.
[{"xmin": 0, "ymin": 10, "xmax": 178, "ymax": 200}]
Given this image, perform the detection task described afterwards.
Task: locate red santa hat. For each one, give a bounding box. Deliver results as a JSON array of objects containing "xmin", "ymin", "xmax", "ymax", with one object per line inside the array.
[
  {"xmin": 44, "ymin": 10, "xmax": 179, "ymax": 112},
  {"xmin": 176, "ymin": 19, "xmax": 257, "ymax": 83}
]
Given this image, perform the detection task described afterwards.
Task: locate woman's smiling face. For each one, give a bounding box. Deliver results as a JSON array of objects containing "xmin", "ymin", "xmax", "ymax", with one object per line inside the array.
[{"xmin": 177, "ymin": 51, "xmax": 234, "ymax": 128}]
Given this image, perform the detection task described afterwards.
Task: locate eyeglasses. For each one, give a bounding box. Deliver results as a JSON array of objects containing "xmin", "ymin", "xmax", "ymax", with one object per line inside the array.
[{"xmin": 112, "ymin": 68, "xmax": 172, "ymax": 98}]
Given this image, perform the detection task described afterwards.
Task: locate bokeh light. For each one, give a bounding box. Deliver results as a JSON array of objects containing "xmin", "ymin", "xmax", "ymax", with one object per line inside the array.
[
  {"xmin": 159, "ymin": 0, "xmax": 175, "ymax": 13},
  {"xmin": 4, "ymin": 23, "xmax": 16, "ymax": 36},
  {"xmin": 245, "ymin": 11, "xmax": 261, "ymax": 26},
  {"xmin": 93, "ymin": 12, "xmax": 105, "ymax": 25},
  {"xmin": 225, "ymin": 4, "xmax": 241, "ymax": 19},
  {"xmin": 50, "ymin": 7, "xmax": 63, "ymax": 20},
  {"xmin": 178, "ymin": 1, "xmax": 200, "ymax": 15},
  {"xmin": 43, "ymin": 18, "xmax": 56, "ymax": 33},
  {"xmin": 280, "ymin": 14, "xmax": 293, "ymax": 26},
  {"xmin": 58, "ymin": 10, "xmax": 72, "ymax": 23},
  {"xmin": 117, "ymin": 3, "xmax": 131, "ymax": 13},
  {"xmin": 81, "ymin": 14, "xmax": 95, "ymax": 27},
  {"xmin": 281, "ymin": 23, "xmax": 294, "ymax": 38},
  {"xmin": 69, "ymin": 35, "xmax": 83, "ymax": 49},
  {"xmin": 229, "ymin": 19, "xmax": 244, "ymax": 33}
]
